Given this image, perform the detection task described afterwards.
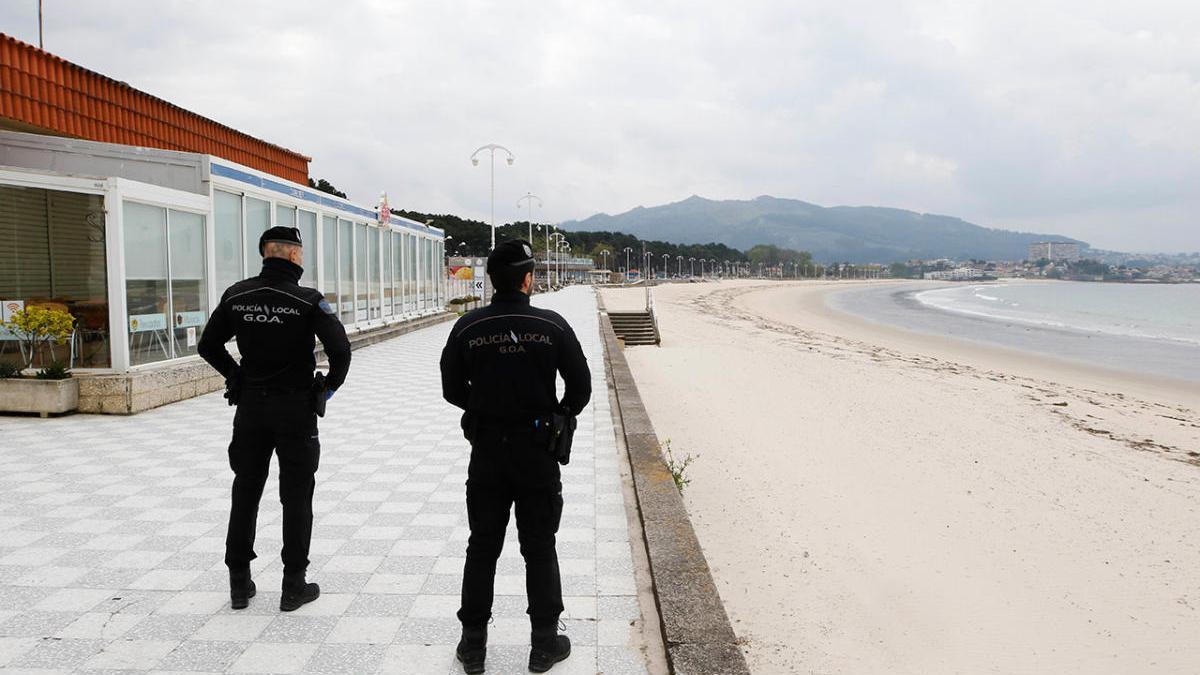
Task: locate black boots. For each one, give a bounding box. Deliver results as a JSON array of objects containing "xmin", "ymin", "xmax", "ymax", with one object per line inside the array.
[
  {"xmin": 529, "ymin": 626, "xmax": 571, "ymax": 673},
  {"xmin": 280, "ymin": 574, "xmax": 320, "ymax": 612},
  {"xmin": 229, "ymin": 569, "xmax": 256, "ymax": 610},
  {"xmin": 455, "ymin": 624, "xmax": 487, "ymax": 674}
]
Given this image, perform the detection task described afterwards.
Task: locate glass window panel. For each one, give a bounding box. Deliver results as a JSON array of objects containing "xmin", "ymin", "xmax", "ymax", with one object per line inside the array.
[
  {"xmin": 244, "ymin": 197, "xmax": 270, "ymax": 276},
  {"xmin": 168, "ymin": 210, "xmax": 206, "ymax": 359},
  {"xmin": 338, "ymin": 219, "xmax": 353, "ymax": 324},
  {"xmin": 322, "ymin": 215, "xmax": 337, "ymax": 310},
  {"xmin": 421, "ymin": 238, "xmax": 430, "ymax": 310},
  {"xmin": 382, "ymin": 231, "xmax": 393, "ymax": 316},
  {"xmin": 403, "ymin": 233, "xmax": 412, "ymax": 312},
  {"xmin": 214, "ymin": 190, "xmax": 242, "ymax": 292},
  {"xmin": 0, "ymin": 185, "xmax": 111, "ymax": 368},
  {"xmin": 436, "ymin": 240, "xmax": 443, "ymax": 307},
  {"xmin": 392, "ymin": 232, "xmax": 402, "ymax": 315},
  {"xmin": 407, "ymin": 233, "xmax": 417, "ymax": 313},
  {"xmin": 275, "ymin": 204, "xmax": 296, "ymax": 227},
  {"xmin": 430, "ymin": 238, "xmax": 437, "ymax": 307},
  {"xmin": 355, "ymin": 223, "xmax": 368, "ymax": 322},
  {"xmin": 297, "ymin": 210, "xmax": 317, "ymax": 288},
  {"xmin": 124, "ymin": 201, "xmax": 170, "ymax": 366},
  {"xmin": 418, "ymin": 237, "xmax": 425, "ymax": 310},
  {"xmin": 369, "ymin": 227, "xmax": 380, "ymax": 320}
]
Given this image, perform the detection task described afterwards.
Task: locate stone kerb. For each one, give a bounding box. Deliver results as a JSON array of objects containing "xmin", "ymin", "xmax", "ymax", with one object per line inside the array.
[{"xmin": 599, "ymin": 312, "xmax": 750, "ymax": 675}]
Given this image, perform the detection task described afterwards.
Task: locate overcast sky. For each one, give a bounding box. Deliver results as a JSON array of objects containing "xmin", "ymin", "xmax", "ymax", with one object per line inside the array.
[{"xmin": 4, "ymin": 1, "xmax": 1198, "ymax": 252}]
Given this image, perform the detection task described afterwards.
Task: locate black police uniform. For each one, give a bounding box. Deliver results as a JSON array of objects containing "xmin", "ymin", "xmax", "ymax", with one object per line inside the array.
[
  {"xmin": 198, "ymin": 231, "xmax": 350, "ymax": 603},
  {"xmin": 439, "ymin": 246, "xmax": 591, "ymax": 642}
]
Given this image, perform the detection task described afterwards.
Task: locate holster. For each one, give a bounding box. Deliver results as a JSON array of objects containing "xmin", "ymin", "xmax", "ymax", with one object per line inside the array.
[
  {"xmin": 311, "ymin": 372, "xmax": 328, "ymax": 417},
  {"xmin": 549, "ymin": 412, "xmax": 577, "ymax": 465}
]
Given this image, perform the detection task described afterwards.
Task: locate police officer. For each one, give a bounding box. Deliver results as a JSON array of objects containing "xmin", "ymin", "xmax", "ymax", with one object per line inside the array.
[
  {"xmin": 198, "ymin": 225, "xmax": 351, "ymax": 612},
  {"xmin": 440, "ymin": 240, "xmax": 591, "ymax": 673}
]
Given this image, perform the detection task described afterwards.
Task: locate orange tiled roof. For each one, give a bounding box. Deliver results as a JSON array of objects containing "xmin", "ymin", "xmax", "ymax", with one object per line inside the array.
[{"xmin": 0, "ymin": 33, "xmax": 310, "ymax": 184}]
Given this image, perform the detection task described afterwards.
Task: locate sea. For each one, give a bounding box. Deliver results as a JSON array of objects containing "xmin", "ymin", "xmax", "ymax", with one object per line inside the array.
[{"xmin": 827, "ymin": 280, "xmax": 1200, "ymax": 384}]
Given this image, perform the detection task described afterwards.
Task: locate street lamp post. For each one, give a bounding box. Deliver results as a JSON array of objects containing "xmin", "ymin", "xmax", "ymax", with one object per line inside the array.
[
  {"xmin": 559, "ymin": 241, "xmax": 571, "ymax": 284},
  {"xmin": 688, "ymin": 257, "xmax": 695, "ymax": 277},
  {"xmin": 517, "ymin": 192, "xmax": 542, "ymax": 245},
  {"xmin": 549, "ymin": 232, "xmax": 566, "ymax": 287},
  {"xmin": 601, "ymin": 250, "xmax": 610, "ymax": 276},
  {"xmin": 623, "ymin": 247, "xmax": 633, "ymax": 285},
  {"xmin": 662, "ymin": 253, "xmax": 670, "ymax": 279},
  {"xmin": 676, "ymin": 255, "xmax": 683, "ymax": 277},
  {"xmin": 470, "ymin": 144, "xmax": 515, "ymax": 251}
]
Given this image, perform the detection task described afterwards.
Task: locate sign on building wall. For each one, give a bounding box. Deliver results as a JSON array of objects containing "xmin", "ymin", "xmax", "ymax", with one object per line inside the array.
[
  {"xmin": 1, "ymin": 300, "xmax": 25, "ymax": 321},
  {"xmin": 129, "ymin": 313, "xmax": 167, "ymax": 332},
  {"xmin": 174, "ymin": 311, "xmax": 205, "ymax": 328},
  {"xmin": 472, "ymin": 267, "xmax": 485, "ymax": 294}
]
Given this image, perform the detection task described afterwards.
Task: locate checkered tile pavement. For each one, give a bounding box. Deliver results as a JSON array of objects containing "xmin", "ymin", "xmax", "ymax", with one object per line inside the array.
[{"xmin": 0, "ymin": 286, "xmax": 651, "ymax": 674}]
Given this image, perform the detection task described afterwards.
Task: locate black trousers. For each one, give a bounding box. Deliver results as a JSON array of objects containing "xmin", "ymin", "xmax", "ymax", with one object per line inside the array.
[
  {"xmin": 224, "ymin": 389, "xmax": 320, "ymax": 578},
  {"xmin": 458, "ymin": 426, "xmax": 564, "ymax": 629}
]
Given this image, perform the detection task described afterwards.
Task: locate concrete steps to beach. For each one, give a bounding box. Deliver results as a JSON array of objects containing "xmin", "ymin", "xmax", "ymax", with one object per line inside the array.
[{"xmin": 608, "ymin": 310, "xmax": 660, "ymax": 346}]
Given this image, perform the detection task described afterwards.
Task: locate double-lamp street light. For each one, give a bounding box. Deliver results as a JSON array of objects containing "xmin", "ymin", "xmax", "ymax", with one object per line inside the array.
[
  {"xmin": 470, "ymin": 144, "xmax": 514, "ymax": 251},
  {"xmin": 517, "ymin": 192, "xmax": 542, "ymax": 246}
]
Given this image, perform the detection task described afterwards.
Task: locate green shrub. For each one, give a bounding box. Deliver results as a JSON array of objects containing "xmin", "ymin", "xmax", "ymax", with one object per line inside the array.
[
  {"xmin": 4, "ymin": 306, "xmax": 75, "ymax": 371},
  {"xmin": 34, "ymin": 361, "xmax": 71, "ymax": 380}
]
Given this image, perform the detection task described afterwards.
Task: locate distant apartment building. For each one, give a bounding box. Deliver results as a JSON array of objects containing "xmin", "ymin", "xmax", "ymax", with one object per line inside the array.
[
  {"xmin": 924, "ymin": 268, "xmax": 984, "ymax": 280},
  {"xmin": 1028, "ymin": 241, "xmax": 1080, "ymax": 262}
]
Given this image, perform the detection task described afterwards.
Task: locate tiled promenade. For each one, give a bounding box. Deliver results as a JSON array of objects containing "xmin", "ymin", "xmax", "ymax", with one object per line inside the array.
[{"xmin": 0, "ymin": 287, "xmax": 652, "ymax": 674}]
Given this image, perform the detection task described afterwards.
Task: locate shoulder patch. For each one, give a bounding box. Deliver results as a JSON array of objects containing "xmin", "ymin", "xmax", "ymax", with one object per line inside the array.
[{"xmin": 318, "ymin": 299, "xmax": 336, "ymax": 315}]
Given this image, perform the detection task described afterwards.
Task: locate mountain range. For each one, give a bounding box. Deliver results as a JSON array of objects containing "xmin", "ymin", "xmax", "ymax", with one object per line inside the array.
[{"xmin": 560, "ymin": 195, "xmax": 1087, "ymax": 263}]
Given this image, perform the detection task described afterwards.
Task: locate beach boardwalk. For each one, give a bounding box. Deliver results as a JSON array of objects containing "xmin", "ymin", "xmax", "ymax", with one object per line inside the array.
[{"xmin": 0, "ymin": 286, "xmax": 652, "ymax": 674}]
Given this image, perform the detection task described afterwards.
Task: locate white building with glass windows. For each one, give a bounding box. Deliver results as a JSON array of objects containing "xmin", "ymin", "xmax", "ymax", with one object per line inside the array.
[{"xmin": 0, "ymin": 130, "xmax": 446, "ymax": 412}]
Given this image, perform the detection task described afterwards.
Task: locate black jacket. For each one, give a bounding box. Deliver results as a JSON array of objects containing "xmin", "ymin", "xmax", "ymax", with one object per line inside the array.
[
  {"xmin": 440, "ymin": 290, "xmax": 591, "ymax": 422},
  {"xmin": 198, "ymin": 257, "xmax": 351, "ymax": 391}
]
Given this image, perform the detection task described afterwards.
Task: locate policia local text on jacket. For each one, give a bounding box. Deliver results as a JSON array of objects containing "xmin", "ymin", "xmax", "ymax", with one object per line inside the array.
[
  {"xmin": 440, "ymin": 268, "xmax": 591, "ymax": 672},
  {"xmin": 440, "ymin": 289, "xmax": 590, "ymax": 420},
  {"xmin": 198, "ymin": 247, "xmax": 350, "ymax": 612}
]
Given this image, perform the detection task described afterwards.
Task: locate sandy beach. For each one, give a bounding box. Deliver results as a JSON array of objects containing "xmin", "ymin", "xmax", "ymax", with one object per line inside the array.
[{"xmin": 601, "ymin": 280, "xmax": 1200, "ymax": 674}]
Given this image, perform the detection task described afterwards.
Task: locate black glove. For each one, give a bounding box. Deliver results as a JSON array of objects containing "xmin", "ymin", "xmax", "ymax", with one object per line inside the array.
[{"xmin": 223, "ymin": 368, "xmax": 243, "ymax": 406}]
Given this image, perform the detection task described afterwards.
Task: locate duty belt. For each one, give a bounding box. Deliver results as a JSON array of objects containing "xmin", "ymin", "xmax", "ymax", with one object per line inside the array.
[{"xmin": 243, "ymin": 384, "xmax": 310, "ymax": 396}]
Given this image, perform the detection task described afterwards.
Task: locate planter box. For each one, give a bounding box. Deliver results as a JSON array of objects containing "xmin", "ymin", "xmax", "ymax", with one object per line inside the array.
[{"xmin": 0, "ymin": 378, "xmax": 79, "ymax": 417}]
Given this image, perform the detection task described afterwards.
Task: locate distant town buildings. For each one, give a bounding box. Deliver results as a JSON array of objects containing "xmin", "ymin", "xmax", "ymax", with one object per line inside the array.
[
  {"xmin": 924, "ymin": 267, "xmax": 985, "ymax": 280},
  {"xmin": 1028, "ymin": 241, "xmax": 1081, "ymax": 262},
  {"xmin": 898, "ymin": 250, "xmax": 1196, "ymax": 283}
]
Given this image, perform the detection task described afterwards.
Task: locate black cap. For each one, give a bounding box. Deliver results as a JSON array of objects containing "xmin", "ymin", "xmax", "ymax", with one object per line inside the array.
[
  {"xmin": 259, "ymin": 226, "xmax": 303, "ymax": 255},
  {"xmin": 487, "ymin": 239, "xmax": 536, "ymax": 274}
]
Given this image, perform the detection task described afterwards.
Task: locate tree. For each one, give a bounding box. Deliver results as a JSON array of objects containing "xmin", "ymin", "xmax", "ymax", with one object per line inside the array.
[
  {"xmin": 307, "ymin": 178, "xmax": 347, "ymax": 199},
  {"xmin": 1070, "ymin": 259, "xmax": 1110, "ymax": 277},
  {"xmin": 4, "ymin": 305, "xmax": 75, "ymax": 372}
]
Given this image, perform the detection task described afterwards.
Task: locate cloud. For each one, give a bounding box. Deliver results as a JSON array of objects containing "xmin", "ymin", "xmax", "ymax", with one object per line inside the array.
[{"xmin": 2, "ymin": 0, "xmax": 1198, "ymax": 251}]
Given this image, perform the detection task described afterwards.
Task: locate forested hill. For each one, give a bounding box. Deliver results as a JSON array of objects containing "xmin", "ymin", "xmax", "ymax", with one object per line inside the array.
[{"xmin": 560, "ymin": 195, "xmax": 1087, "ymax": 262}]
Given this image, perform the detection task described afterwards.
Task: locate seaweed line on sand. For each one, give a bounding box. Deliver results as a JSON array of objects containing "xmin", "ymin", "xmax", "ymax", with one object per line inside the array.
[{"xmin": 689, "ymin": 284, "xmax": 1200, "ymax": 469}]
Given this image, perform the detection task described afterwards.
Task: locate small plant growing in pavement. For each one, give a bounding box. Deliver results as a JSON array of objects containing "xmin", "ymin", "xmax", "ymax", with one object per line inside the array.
[{"xmin": 662, "ymin": 439, "xmax": 697, "ymax": 494}]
